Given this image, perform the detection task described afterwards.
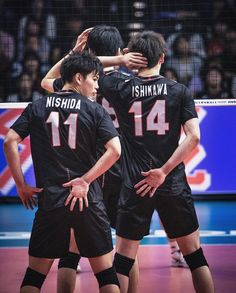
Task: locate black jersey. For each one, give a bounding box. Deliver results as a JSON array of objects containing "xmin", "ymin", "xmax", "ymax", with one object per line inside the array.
[
  {"xmin": 11, "ymin": 91, "xmax": 118, "ymax": 211},
  {"xmin": 97, "ymin": 70, "xmax": 129, "ymax": 184},
  {"xmin": 53, "ymin": 71, "xmax": 129, "ymax": 184},
  {"xmin": 99, "ymin": 73, "xmax": 198, "ymax": 193}
]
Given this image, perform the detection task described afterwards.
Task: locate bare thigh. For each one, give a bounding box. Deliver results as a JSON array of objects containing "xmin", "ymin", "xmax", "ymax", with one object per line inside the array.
[
  {"xmin": 29, "ymin": 256, "xmax": 54, "ymax": 275},
  {"xmin": 176, "ymin": 229, "xmax": 200, "ymax": 255},
  {"xmin": 89, "ymin": 251, "xmax": 114, "ymax": 274}
]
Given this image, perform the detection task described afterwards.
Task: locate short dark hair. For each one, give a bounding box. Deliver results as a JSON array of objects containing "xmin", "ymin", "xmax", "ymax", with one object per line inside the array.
[
  {"xmin": 87, "ymin": 25, "xmax": 124, "ymax": 56},
  {"xmin": 60, "ymin": 51, "xmax": 102, "ymax": 83},
  {"xmin": 128, "ymin": 31, "xmax": 167, "ymax": 68}
]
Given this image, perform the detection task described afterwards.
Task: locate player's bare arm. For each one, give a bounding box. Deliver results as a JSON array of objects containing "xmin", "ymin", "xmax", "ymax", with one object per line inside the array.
[
  {"xmin": 64, "ymin": 136, "xmax": 121, "ymax": 211},
  {"xmin": 41, "ymin": 27, "xmax": 93, "ymax": 92},
  {"xmin": 73, "ymin": 27, "xmax": 93, "ymax": 53},
  {"xmin": 4, "ymin": 129, "xmax": 43, "ymax": 209},
  {"xmin": 135, "ymin": 118, "xmax": 200, "ymax": 197},
  {"xmin": 99, "ymin": 52, "xmax": 147, "ymax": 69}
]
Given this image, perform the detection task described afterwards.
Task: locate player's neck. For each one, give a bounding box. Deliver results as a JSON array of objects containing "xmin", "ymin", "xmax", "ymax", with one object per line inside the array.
[
  {"xmin": 104, "ymin": 66, "xmax": 116, "ymax": 72},
  {"xmin": 138, "ymin": 64, "xmax": 161, "ymax": 77},
  {"xmin": 63, "ymin": 83, "xmax": 80, "ymax": 94}
]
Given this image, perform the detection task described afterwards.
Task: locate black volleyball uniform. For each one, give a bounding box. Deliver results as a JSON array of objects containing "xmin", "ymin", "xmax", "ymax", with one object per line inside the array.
[
  {"xmin": 99, "ymin": 73, "xmax": 199, "ymax": 240},
  {"xmin": 53, "ymin": 71, "xmax": 127, "ymax": 229},
  {"xmin": 11, "ymin": 91, "xmax": 118, "ymax": 258}
]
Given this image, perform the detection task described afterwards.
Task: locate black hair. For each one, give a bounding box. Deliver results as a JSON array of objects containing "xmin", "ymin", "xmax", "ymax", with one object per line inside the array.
[
  {"xmin": 203, "ymin": 66, "xmax": 225, "ymax": 88},
  {"xmin": 60, "ymin": 51, "xmax": 102, "ymax": 83},
  {"xmin": 172, "ymin": 34, "xmax": 189, "ymax": 57},
  {"xmin": 22, "ymin": 50, "xmax": 41, "ymax": 64},
  {"xmin": 24, "ymin": 15, "xmax": 43, "ymax": 36},
  {"xmin": 87, "ymin": 25, "xmax": 124, "ymax": 56},
  {"xmin": 161, "ymin": 66, "xmax": 179, "ymax": 81},
  {"xmin": 128, "ymin": 31, "xmax": 167, "ymax": 68},
  {"xmin": 17, "ymin": 71, "xmax": 32, "ymax": 88}
]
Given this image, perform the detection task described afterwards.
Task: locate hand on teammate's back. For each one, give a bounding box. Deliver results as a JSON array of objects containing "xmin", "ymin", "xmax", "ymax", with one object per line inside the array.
[{"xmin": 64, "ymin": 177, "xmax": 89, "ymax": 212}]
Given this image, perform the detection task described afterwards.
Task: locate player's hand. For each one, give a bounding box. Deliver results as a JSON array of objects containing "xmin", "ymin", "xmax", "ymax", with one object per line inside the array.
[
  {"xmin": 134, "ymin": 169, "xmax": 166, "ymax": 197},
  {"xmin": 63, "ymin": 177, "xmax": 89, "ymax": 212},
  {"xmin": 122, "ymin": 52, "xmax": 147, "ymax": 70},
  {"xmin": 17, "ymin": 184, "xmax": 43, "ymax": 210},
  {"xmin": 73, "ymin": 27, "xmax": 93, "ymax": 53}
]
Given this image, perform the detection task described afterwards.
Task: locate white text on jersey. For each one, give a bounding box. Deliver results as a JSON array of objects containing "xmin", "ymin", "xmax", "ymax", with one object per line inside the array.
[
  {"xmin": 132, "ymin": 84, "xmax": 167, "ymax": 98},
  {"xmin": 46, "ymin": 96, "xmax": 81, "ymax": 109}
]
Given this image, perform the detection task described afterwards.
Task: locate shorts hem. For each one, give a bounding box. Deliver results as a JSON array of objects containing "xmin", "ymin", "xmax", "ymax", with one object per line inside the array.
[
  {"xmin": 116, "ymin": 231, "xmax": 143, "ymax": 241},
  {"xmin": 167, "ymin": 226, "xmax": 199, "ymax": 239},
  {"xmin": 82, "ymin": 247, "xmax": 114, "ymax": 258},
  {"xmin": 29, "ymin": 252, "xmax": 68, "ymax": 259}
]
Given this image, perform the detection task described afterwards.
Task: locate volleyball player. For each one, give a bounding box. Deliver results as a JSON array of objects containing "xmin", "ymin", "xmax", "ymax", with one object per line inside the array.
[
  {"xmin": 98, "ymin": 31, "xmax": 215, "ymax": 293},
  {"xmin": 41, "ymin": 25, "xmax": 146, "ymax": 293},
  {"xmin": 4, "ymin": 52, "xmax": 121, "ymax": 293},
  {"xmin": 87, "ymin": 26, "xmax": 188, "ymax": 269}
]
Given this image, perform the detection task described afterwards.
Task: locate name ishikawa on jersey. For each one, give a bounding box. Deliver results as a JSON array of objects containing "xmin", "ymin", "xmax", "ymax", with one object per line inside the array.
[
  {"xmin": 99, "ymin": 73, "xmax": 198, "ymax": 192},
  {"xmin": 10, "ymin": 91, "xmax": 118, "ymax": 211}
]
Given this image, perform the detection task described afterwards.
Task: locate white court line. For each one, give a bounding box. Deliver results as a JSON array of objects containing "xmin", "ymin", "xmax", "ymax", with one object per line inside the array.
[
  {"xmin": 1, "ymin": 244, "xmax": 236, "ymax": 249},
  {"xmin": 0, "ymin": 232, "xmax": 31, "ymax": 240},
  {"xmin": 1, "ymin": 230, "xmax": 236, "ymax": 240}
]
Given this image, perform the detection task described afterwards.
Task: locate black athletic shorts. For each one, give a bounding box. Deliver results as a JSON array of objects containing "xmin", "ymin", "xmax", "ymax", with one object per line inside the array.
[
  {"xmin": 29, "ymin": 202, "xmax": 113, "ymax": 259},
  {"xmin": 103, "ymin": 182, "xmax": 121, "ymax": 229},
  {"xmin": 116, "ymin": 181, "xmax": 199, "ymax": 240}
]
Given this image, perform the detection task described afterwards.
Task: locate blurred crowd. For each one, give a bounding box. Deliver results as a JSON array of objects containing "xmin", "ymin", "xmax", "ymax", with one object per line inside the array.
[{"xmin": 0, "ymin": 0, "xmax": 236, "ymax": 102}]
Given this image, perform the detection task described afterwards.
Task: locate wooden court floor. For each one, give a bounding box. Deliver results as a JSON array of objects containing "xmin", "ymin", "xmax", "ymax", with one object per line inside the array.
[
  {"xmin": 0, "ymin": 201, "xmax": 236, "ymax": 292},
  {"xmin": 0, "ymin": 245, "xmax": 236, "ymax": 292}
]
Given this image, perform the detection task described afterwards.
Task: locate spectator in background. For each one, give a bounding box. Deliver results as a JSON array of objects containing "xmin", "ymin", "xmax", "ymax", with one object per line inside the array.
[
  {"xmin": 166, "ymin": 18, "xmax": 206, "ymax": 60},
  {"xmin": 59, "ymin": 14, "xmax": 85, "ymax": 55},
  {"xmin": 49, "ymin": 42, "xmax": 63, "ymax": 67},
  {"xmin": 11, "ymin": 51, "xmax": 43, "ymax": 94},
  {"xmin": 222, "ymin": 26, "xmax": 236, "ymax": 98},
  {"xmin": 208, "ymin": 0, "xmax": 236, "ymax": 25},
  {"xmin": 152, "ymin": 1, "xmax": 210, "ymax": 37},
  {"xmin": 231, "ymin": 77, "xmax": 236, "ymax": 98},
  {"xmin": 198, "ymin": 66, "xmax": 230, "ymax": 99},
  {"xmin": 0, "ymin": 23, "xmax": 15, "ymax": 62},
  {"xmin": 206, "ymin": 19, "xmax": 228, "ymax": 58},
  {"xmin": 6, "ymin": 72, "xmax": 43, "ymax": 102},
  {"xmin": 166, "ymin": 34, "xmax": 203, "ymax": 87},
  {"xmin": 23, "ymin": 51, "xmax": 43, "ymax": 93},
  {"xmin": 18, "ymin": 0, "xmax": 57, "ymax": 41},
  {"xmin": 0, "ymin": 21, "xmax": 15, "ymax": 101},
  {"xmin": 189, "ymin": 55, "xmax": 224, "ymax": 98},
  {"xmin": 17, "ymin": 16, "xmax": 51, "ymax": 66},
  {"xmin": 161, "ymin": 67, "xmax": 179, "ymax": 82},
  {"xmin": 23, "ymin": 34, "xmax": 50, "ymax": 75}
]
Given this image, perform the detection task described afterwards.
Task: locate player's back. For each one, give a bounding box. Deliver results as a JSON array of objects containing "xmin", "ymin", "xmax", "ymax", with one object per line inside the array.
[
  {"xmin": 99, "ymin": 74, "xmax": 197, "ymax": 189},
  {"xmin": 97, "ymin": 70, "xmax": 129, "ymax": 184},
  {"xmin": 29, "ymin": 91, "xmax": 108, "ymax": 210}
]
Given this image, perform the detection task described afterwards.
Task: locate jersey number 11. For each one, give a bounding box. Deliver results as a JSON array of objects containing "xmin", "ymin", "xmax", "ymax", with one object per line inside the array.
[{"xmin": 46, "ymin": 111, "xmax": 78, "ymax": 149}]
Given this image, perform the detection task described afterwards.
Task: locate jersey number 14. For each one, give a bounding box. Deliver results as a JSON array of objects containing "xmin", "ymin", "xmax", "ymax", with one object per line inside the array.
[{"xmin": 129, "ymin": 100, "xmax": 169, "ymax": 136}]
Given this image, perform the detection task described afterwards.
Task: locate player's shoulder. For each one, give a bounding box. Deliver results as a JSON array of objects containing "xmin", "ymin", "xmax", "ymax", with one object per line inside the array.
[
  {"xmin": 30, "ymin": 96, "xmax": 47, "ymax": 110},
  {"xmin": 106, "ymin": 70, "xmax": 133, "ymax": 83},
  {"xmin": 85, "ymin": 96, "xmax": 106, "ymax": 113},
  {"xmin": 164, "ymin": 77, "xmax": 187, "ymax": 95},
  {"xmin": 106, "ymin": 69, "xmax": 130, "ymax": 79}
]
